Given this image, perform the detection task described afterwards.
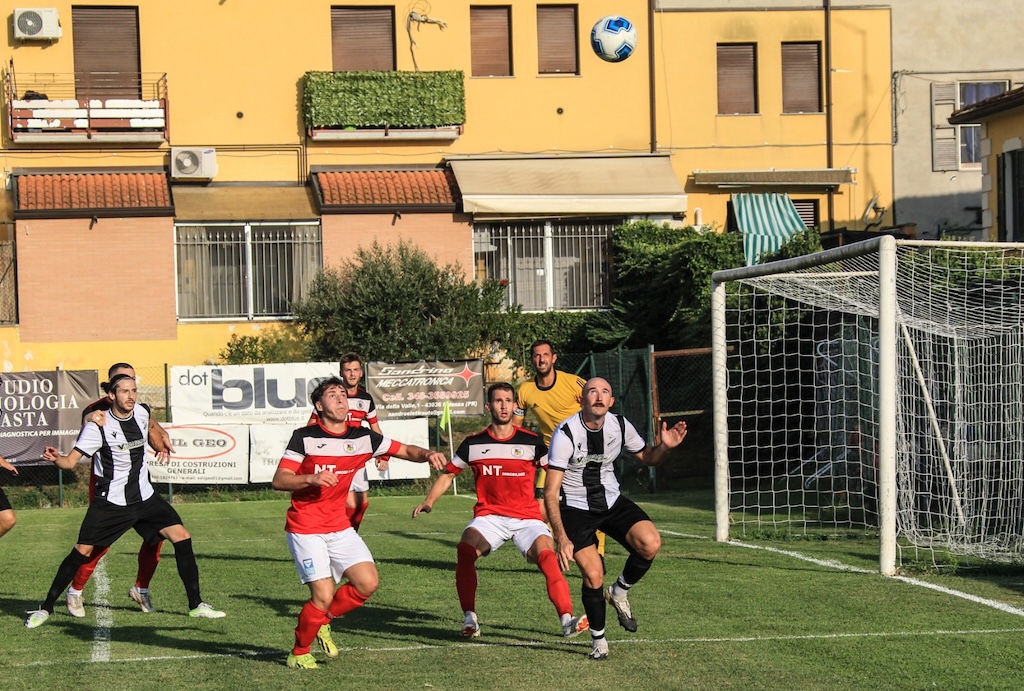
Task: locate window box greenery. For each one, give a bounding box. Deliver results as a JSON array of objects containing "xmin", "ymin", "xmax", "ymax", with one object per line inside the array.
[{"xmin": 303, "ymin": 70, "xmax": 465, "ymax": 140}]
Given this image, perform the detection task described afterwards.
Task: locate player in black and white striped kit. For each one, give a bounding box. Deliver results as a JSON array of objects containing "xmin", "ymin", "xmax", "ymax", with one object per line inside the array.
[
  {"xmin": 25, "ymin": 374, "xmax": 225, "ymax": 628},
  {"xmin": 544, "ymin": 377, "xmax": 688, "ymax": 660}
]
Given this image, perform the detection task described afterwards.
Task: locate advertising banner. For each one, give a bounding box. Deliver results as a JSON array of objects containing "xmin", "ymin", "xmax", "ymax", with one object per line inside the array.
[
  {"xmin": 247, "ymin": 417, "xmax": 432, "ymax": 484},
  {"xmin": 366, "ymin": 360, "xmax": 485, "ymax": 419},
  {"xmin": 149, "ymin": 424, "xmax": 249, "ymax": 484},
  {"xmin": 170, "ymin": 363, "xmax": 338, "ymax": 425},
  {"xmin": 0, "ymin": 370, "xmax": 100, "ymax": 463}
]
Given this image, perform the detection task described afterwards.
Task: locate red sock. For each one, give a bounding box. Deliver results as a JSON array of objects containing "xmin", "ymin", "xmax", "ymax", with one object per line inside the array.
[
  {"xmin": 537, "ymin": 549, "xmax": 573, "ymax": 616},
  {"xmin": 327, "ymin": 582, "xmax": 371, "ymax": 619},
  {"xmin": 292, "ymin": 601, "xmax": 329, "ymax": 655},
  {"xmin": 71, "ymin": 546, "xmax": 110, "ymax": 590},
  {"xmin": 135, "ymin": 540, "xmax": 162, "ymax": 588},
  {"xmin": 348, "ymin": 500, "xmax": 369, "ymax": 532},
  {"xmin": 456, "ymin": 542, "xmax": 479, "ymax": 613}
]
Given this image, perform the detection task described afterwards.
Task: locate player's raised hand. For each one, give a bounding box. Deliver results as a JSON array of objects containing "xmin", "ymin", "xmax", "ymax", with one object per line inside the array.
[
  {"xmin": 42, "ymin": 446, "xmax": 60, "ymax": 462},
  {"xmin": 0, "ymin": 455, "xmax": 17, "ymax": 476},
  {"xmin": 87, "ymin": 410, "xmax": 107, "ymax": 426},
  {"xmin": 660, "ymin": 420, "xmax": 688, "ymax": 448},
  {"xmin": 376, "ymin": 455, "xmax": 390, "ymax": 472},
  {"xmin": 425, "ymin": 451, "xmax": 447, "ymax": 471},
  {"xmin": 411, "ymin": 502, "xmax": 432, "ymax": 519}
]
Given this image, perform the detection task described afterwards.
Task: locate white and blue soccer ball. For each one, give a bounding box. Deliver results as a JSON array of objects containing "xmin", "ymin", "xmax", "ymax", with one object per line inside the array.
[{"xmin": 590, "ymin": 15, "xmax": 638, "ymax": 63}]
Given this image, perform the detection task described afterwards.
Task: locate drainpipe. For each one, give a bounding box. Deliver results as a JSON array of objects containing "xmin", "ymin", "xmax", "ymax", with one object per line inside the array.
[
  {"xmin": 648, "ymin": 0, "xmax": 657, "ymax": 153},
  {"xmin": 825, "ymin": 0, "xmax": 835, "ymax": 232}
]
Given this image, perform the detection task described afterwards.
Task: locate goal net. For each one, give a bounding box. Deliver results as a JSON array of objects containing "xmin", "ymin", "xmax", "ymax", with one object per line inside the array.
[{"xmin": 711, "ymin": 237, "xmax": 1024, "ymax": 573}]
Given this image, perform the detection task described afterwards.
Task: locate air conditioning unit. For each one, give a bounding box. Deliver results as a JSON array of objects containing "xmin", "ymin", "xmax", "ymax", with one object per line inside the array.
[
  {"xmin": 171, "ymin": 147, "xmax": 218, "ymax": 180},
  {"xmin": 14, "ymin": 8, "xmax": 62, "ymax": 40}
]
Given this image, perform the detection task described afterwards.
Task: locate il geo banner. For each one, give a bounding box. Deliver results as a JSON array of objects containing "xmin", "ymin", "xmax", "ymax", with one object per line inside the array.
[
  {"xmin": 149, "ymin": 424, "xmax": 249, "ymax": 484},
  {"xmin": 170, "ymin": 363, "xmax": 338, "ymax": 425},
  {"xmin": 366, "ymin": 359, "xmax": 485, "ymax": 419},
  {"xmin": 0, "ymin": 370, "xmax": 100, "ymax": 463}
]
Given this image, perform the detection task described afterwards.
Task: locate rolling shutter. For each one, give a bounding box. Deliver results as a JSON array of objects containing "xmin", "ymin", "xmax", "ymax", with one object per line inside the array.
[
  {"xmin": 72, "ymin": 7, "xmax": 141, "ymax": 99},
  {"xmin": 782, "ymin": 43, "xmax": 821, "ymax": 113},
  {"xmin": 537, "ymin": 5, "xmax": 577, "ymax": 75},
  {"xmin": 718, "ymin": 44, "xmax": 757, "ymax": 115},
  {"xmin": 332, "ymin": 7, "xmax": 395, "ymax": 71},
  {"xmin": 471, "ymin": 7, "xmax": 512, "ymax": 77}
]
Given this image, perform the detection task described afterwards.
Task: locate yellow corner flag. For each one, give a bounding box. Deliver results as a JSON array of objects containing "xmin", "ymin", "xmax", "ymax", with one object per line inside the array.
[{"xmin": 439, "ymin": 399, "xmax": 452, "ymax": 430}]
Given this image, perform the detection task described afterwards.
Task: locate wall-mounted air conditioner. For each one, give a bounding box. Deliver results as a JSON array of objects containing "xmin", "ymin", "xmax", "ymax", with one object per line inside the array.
[
  {"xmin": 14, "ymin": 8, "xmax": 62, "ymax": 40},
  {"xmin": 171, "ymin": 147, "xmax": 218, "ymax": 180}
]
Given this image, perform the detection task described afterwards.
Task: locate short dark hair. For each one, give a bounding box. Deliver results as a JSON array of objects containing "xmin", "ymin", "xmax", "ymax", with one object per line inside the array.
[
  {"xmin": 106, "ymin": 373, "xmax": 135, "ymax": 394},
  {"xmin": 529, "ymin": 339, "xmax": 556, "ymax": 356},
  {"xmin": 107, "ymin": 362, "xmax": 133, "ymax": 377},
  {"xmin": 487, "ymin": 381, "xmax": 515, "ymax": 402},
  {"xmin": 310, "ymin": 376, "xmax": 346, "ymax": 407},
  {"xmin": 340, "ymin": 352, "xmax": 363, "ymax": 367}
]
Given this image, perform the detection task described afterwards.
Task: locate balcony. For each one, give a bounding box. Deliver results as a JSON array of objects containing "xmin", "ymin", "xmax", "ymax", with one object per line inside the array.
[
  {"xmin": 303, "ymin": 70, "xmax": 465, "ymax": 142},
  {"xmin": 3, "ymin": 69, "xmax": 169, "ymax": 144}
]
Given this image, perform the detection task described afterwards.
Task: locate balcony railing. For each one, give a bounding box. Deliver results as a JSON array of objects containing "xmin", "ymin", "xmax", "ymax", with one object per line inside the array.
[{"xmin": 3, "ymin": 69, "xmax": 169, "ymax": 144}]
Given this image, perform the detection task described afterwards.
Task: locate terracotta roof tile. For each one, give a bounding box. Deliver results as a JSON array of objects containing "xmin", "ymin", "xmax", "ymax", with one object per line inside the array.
[
  {"xmin": 15, "ymin": 172, "xmax": 173, "ymax": 218},
  {"xmin": 314, "ymin": 169, "xmax": 459, "ymax": 211}
]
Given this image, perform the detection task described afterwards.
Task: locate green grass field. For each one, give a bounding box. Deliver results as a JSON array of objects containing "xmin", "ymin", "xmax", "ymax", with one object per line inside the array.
[{"xmin": 2, "ymin": 488, "xmax": 1024, "ymax": 690}]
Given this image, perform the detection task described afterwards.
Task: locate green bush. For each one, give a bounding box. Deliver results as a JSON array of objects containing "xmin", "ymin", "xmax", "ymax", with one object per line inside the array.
[{"xmin": 303, "ymin": 70, "xmax": 466, "ymax": 129}]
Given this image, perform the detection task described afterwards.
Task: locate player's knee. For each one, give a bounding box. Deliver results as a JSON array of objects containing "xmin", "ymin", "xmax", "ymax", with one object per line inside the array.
[
  {"xmin": 353, "ymin": 572, "xmax": 379, "ymax": 598},
  {"xmin": 0, "ymin": 510, "xmax": 15, "ymax": 534}
]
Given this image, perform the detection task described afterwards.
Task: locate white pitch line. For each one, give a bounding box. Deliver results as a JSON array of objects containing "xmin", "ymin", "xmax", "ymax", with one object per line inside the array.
[
  {"xmin": 658, "ymin": 529, "xmax": 1024, "ymax": 618},
  {"xmin": 91, "ymin": 558, "xmax": 113, "ymax": 662},
  {"xmin": 12, "ymin": 626, "xmax": 1024, "ymax": 668}
]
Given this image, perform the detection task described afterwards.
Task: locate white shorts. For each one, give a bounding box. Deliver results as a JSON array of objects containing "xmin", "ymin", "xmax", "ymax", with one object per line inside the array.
[
  {"xmin": 466, "ymin": 514, "xmax": 552, "ymax": 557},
  {"xmin": 286, "ymin": 528, "xmax": 374, "ymax": 584},
  {"xmin": 350, "ymin": 466, "xmax": 369, "ymax": 493}
]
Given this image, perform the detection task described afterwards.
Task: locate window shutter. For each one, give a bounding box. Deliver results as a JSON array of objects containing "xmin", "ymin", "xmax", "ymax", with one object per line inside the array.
[
  {"xmin": 332, "ymin": 7, "xmax": 395, "ymax": 71},
  {"xmin": 718, "ymin": 44, "xmax": 757, "ymax": 115},
  {"xmin": 791, "ymin": 199, "xmax": 819, "ymax": 228},
  {"xmin": 72, "ymin": 7, "xmax": 141, "ymax": 99},
  {"xmin": 471, "ymin": 7, "xmax": 512, "ymax": 77},
  {"xmin": 932, "ymin": 82, "xmax": 959, "ymax": 171},
  {"xmin": 537, "ymin": 6, "xmax": 577, "ymax": 75},
  {"xmin": 782, "ymin": 43, "xmax": 821, "ymax": 113}
]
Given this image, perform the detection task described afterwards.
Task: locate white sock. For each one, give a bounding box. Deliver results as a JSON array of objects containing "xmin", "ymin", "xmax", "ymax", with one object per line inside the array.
[{"xmin": 67, "ymin": 587, "xmax": 82, "ymax": 597}]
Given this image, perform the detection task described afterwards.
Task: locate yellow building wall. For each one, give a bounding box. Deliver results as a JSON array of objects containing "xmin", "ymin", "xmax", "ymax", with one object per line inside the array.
[
  {"xmin": 979, "ymin": 113, "xmax": 1024, "ymax": 239},
  {"xmin": 654, "ymin": 7, "xmax": 893, "ymax": 230}
]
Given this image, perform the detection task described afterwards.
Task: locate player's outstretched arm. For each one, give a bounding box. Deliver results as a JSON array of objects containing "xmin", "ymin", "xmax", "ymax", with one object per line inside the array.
[
  {"xmin": 393, "ymin": 443, "xmax": 447, "ymax": 471},
  {"xmin": 412, "ymin": 472, "xmax": 456, "ymax": 518},
  {"xmin": 271, "ymin": 466, "xmax": 339, "ymax": 492},
  {"xmin": 42, "ymin": 446, "xmax": 84, "ymax": 471},
  {"xmin": 147, "ymin": 417, "xmax": 173, "ymax": 455},
  {"xmin": 0, "ymin": 455, "xmax": 17, "ymax": 476},
  {"xmin": 543, "ymin": 468, "xmax": 574, "ymax": 571},
  {"xmin": 635, "ymin": 420, "xmax": 688, "ymax": 467}
]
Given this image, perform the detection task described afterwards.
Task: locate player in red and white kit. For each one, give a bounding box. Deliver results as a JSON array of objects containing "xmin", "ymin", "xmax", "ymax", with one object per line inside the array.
[
  {"xmin": 306, "ymin": 352, "xmax": 387, "ymax": 532},
  {"xmin": 412, "ymin": 382, "xmax": 589, "ymax": 640},
  {"xmin": 274, "ymin": 376, "xmax": 446, "ymax": 670}
]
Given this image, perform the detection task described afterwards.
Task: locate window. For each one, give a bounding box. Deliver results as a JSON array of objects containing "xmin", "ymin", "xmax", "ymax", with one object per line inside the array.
[
  {"xmin": 717, "ymin": 44, "xmax": 757, "ymax": 114},
  {"xmin": 997, "ymin": 150, "xmax": 1024, "ymax": 242},
  {"xmin": 781, "ymin": 42, "xmax": 821, "ymax": 113},
  {"xmin": 537, "ymin": 5, "xmax": 578, "ymax": 75},
  {"xmin": 932, "ymin": 80, "xmax": 1008, "ymax": 171},
  {"xmin": 471, "ymin": 6, "xmax": 512, "ymax": 77},
  {"xmin": 72, "ymin": 6, "xmax": 141, "ymax": 99},
  {"xmin": 791, "ymin": 199, "xmax": 820, "ymax": 229},
  {"xmin": 473, "ymin": 221, "xmax": 613, "ymax": 310},
  {"xmin": 332, "ymin": 6, "xmax": 395, "ymax": 71},
  {"xmin": 175, "ymin": 223, "xmax": 322, "ymax": 320}
]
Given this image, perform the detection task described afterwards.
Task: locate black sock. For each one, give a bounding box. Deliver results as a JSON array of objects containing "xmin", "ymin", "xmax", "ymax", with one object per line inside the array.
[
  {"xmin": 42, "ymin": 548, "xmax": 92, "ymax": 612},
  {"xmin": 620, "ymin": 552, "xmax": 655, "ymax": 589},
  {"xmin": 172, "ymin": 538, "xmax": 203, "ymax": 610},
  {"xmin": 581, "ymin": 585, "xmax": 606, "ymax": 633}
]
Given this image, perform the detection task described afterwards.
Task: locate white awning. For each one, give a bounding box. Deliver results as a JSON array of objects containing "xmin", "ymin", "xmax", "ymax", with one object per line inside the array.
[{"xmin": 448, "ymin": 154, "xmax": 687, "ymax": 215}]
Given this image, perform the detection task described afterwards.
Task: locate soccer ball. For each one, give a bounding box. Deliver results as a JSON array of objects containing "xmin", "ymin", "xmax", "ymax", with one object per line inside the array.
[{"xmin": 590, "ymin": 15, "xmax": 638, "ymax": 63}]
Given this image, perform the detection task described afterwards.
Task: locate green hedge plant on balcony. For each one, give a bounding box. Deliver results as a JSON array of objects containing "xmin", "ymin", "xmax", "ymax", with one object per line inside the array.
[{"xmin": 303, "ymin": 70, "xmax": 465, "ymax": 130}]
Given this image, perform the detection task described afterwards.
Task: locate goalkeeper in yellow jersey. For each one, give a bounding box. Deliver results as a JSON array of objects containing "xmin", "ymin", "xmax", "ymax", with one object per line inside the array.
[{"xmin": 513, "ymin": 340, "xmax": 606, "ymax": 558}]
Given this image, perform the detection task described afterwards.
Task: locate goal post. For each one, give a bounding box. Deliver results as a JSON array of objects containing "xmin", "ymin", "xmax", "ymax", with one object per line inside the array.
[{"xmin": 711, "ymin": 236, "xmax": 1024, "ymax": 574}]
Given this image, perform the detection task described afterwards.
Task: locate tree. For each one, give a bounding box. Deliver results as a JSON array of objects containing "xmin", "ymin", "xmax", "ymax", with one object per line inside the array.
[{"xmin": 293, "ymin": 240, "xmax": 506, "ymax": 362}]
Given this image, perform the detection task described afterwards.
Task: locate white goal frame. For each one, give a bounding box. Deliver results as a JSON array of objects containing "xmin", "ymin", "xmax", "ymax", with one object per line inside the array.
[{"xmin": 711, "ymin": 236, "xmax": 1024, "ymax": 575}]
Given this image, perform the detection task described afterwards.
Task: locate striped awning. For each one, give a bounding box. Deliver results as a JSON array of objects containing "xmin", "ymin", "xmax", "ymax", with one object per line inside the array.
[{"xmin": 732, "ymin": 193, "xmax": 807, "ymax": 266}]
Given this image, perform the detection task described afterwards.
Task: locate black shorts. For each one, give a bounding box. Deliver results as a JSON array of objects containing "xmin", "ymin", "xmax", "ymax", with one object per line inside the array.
[
  {"xmin": 0, "ymin": 486, "xmax": 10, "ymax": 512},
  {"xmin": 560, "ymin": 496, "xmax": 652, "ymax": 553},
  {"xmin": 77, "ymin": 494, "xmax": 183, "ymax": 547}
]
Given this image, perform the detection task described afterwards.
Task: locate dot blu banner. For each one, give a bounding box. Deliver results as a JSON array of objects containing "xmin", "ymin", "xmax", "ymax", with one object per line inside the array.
[
  {"xmin": 366, "ymin": 359, "xmax": 485, "ymax": 420},
  {"xmin": 0, "ymin": 369, "xmax": 100, "ymax": 464}
]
